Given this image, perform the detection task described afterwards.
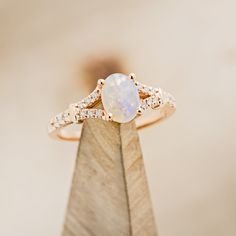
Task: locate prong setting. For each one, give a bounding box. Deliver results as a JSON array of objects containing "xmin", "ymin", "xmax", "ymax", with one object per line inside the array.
[
  {"xmin": 97, "ymin": 79, "xmax": 105, "ymax": 86},
  {"xmin": 129, "ymin": 73, "xmax": 136, "ymax": 80},
  {"xmin": 137, "ymin": 108, "xmax": 143, "ymax": 115},
  {"xmin": 106, "ymin": 112, "xmax": 113, "ymax": 121}
]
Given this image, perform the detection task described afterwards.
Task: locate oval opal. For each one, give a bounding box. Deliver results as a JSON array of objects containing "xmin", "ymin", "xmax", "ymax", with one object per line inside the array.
[{"xmin": 101, "ymin": 73, "xmax": 140, "ymax": 123}]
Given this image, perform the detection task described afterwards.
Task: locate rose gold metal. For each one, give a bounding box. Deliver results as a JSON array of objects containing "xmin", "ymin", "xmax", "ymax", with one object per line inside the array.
[{"xmin": 48, "ymin": 73, "xmax": 176, "ymax": 141}]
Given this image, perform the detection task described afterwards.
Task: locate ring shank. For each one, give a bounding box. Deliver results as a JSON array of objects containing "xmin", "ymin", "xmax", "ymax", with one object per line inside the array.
[{"xmin": 49, "ymin": 102, "xmax": 175, "ymax": 141}]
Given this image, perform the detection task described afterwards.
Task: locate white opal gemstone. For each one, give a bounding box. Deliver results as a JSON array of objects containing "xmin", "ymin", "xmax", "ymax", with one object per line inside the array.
[{"xmin": 101, "ymin": 73, "xmax": 140, "ymax": 123}]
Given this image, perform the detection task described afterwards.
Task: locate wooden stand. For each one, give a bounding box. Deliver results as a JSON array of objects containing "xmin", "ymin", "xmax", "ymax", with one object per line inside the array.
[{"xmin": 62, "ymin": 117, "xmax": 157, "ymax": 236}]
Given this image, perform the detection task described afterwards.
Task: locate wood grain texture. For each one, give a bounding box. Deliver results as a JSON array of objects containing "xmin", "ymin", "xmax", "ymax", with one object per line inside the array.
[{"xmin": 62, "ymin": 118, "xmax": 157, "ymax": 236}]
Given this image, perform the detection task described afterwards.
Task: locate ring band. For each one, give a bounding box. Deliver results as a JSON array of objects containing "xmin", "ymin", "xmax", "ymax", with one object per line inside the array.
[{"xmin": 48, "ymin": 73, "xmax": 176, "ymax": 141}]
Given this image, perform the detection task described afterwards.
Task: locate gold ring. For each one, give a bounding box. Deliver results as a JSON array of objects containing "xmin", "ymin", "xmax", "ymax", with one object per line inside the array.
[{"xmin": 48, "ymin": 73, "xmax": 176, "ymax": 141}]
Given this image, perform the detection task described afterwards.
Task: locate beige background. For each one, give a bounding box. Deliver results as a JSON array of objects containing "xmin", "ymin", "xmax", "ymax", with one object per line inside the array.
[{"xmin": 0, "ymin": 0, "xmax": 236, "ymax": 236}]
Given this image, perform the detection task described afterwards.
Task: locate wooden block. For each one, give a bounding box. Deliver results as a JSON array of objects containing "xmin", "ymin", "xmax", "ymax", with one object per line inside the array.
[{"xmin": 62, "ymin": 118, "xmax": 157, "ymax": 236}]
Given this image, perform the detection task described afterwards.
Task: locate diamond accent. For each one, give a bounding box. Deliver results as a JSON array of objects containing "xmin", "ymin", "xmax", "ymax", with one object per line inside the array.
[
  {"xmin": 135, "ymin": 81, "xmax": 156, "ymax": 96},
  {"xmin": 81, "ymin": 88, "xmax": 101, "ymax": 107}
]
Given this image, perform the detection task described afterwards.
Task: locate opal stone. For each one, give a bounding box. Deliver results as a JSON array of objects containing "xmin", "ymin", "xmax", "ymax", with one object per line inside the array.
[{"xmin": 101, "ymin": 73, "xmax": 140, "ymax": 123}]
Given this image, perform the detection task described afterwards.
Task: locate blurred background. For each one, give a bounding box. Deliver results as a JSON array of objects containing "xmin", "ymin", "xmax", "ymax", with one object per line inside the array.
[{"xmin": 0, "ymin": 0, "xmax": 236, "ymax": 235}]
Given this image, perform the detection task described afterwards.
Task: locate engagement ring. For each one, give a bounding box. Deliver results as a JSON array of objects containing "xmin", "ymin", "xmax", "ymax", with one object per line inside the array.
[{"xmin": 48, "ymin": 73, "xmax": 176, "ymax": 141}]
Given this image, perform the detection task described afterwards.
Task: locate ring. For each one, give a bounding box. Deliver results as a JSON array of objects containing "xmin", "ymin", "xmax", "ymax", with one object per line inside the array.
[{"xmin": 48, "ymin": 73, "xmax": 176, "ymax": 141}]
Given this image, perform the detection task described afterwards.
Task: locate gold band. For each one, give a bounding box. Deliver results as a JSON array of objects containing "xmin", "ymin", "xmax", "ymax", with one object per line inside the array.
[{"xmin": 48, "ymin": 74, "xmax": 176, "ymax": 141}]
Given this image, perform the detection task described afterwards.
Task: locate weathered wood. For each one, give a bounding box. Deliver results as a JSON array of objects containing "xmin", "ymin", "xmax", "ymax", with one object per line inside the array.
[{"xmin": 62, "ymin": 117, "xmax": 157, "ymax": 236}]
